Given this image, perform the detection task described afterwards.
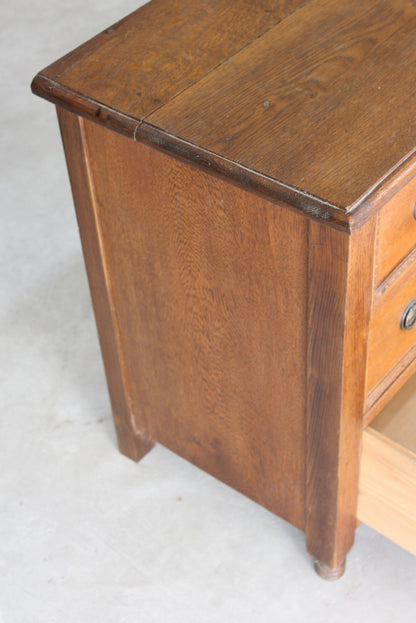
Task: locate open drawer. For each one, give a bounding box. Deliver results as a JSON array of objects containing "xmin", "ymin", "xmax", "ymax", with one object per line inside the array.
[{"xmin": 358, "ymin": 374, "xmax": 416, "ymax": 555}]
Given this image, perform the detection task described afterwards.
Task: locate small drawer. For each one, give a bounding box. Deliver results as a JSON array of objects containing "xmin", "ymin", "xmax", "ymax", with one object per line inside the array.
[
  {"xmin": 377, "ymin": 175, "xmax": 416, "ymax": 284},
  {"xmin": 366, "ymin": 260, "xmax": 416, "ymax": 394},
  {"xmin": 357, "ymin": 374, "xmax": 416, "ymax": 556}
]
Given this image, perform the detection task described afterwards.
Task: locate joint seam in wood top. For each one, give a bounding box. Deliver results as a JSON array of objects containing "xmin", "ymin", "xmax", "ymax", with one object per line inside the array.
[
  {"xmin": 34, "ymin": 1, "xmax": 416, "ymax": 224},
  {"xmin": 133, "ymin": 121, "xmax": 143, "ymax": 142},
  {"xmin": 48, "ymin": 0, "xmax": 314, "ymax": 124},
  {"xmin": 32, "ymin": 75, "xmax": 352, "ymax": 229},
  {"xmin": 137, "ymin": 1, "xmax": 314, "ymax": 123},
  {"xmin": 143, "ymin": 0, "xmax": 412, "ymax": 129}
]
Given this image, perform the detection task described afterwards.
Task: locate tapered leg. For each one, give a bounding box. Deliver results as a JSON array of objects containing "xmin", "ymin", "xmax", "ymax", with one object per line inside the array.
[
  {"xmin": 57, "ymin": 106, "xmax": 154, "ymax": 462},
  {"xmin": 306, "ymin": 220, "xmax": 376, "ymax": 576}
]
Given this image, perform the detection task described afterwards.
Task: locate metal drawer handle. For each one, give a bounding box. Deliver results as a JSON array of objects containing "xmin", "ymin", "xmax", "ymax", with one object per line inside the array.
[{"xmin": 400, "ymin": 299, "xmax": 416, "ymax": 330}]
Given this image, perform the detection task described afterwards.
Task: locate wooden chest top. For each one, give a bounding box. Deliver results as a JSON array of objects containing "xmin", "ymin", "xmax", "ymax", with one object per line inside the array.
[{"xmin": 32, "ymin": 0, "xmax": 416, "ymax": 224}]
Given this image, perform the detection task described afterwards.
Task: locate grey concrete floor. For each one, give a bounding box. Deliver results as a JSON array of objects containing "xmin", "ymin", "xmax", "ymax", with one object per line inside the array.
[{"xmin": 1, "ymin": 1, "xmax": 416, "ymax": 621}]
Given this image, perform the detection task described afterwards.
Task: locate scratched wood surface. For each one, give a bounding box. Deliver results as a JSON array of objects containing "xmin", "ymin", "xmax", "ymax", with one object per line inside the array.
[
  {"xmin": 149, "ymin": 0, "xmax": 416, "ymax": 210},
  {"xmin": 81, "ymin": 116, "xmax": 309, "ymax": 530},
  {"xmin": 32, "ymin": 0, "xmax": 416, "ymax": 215}
]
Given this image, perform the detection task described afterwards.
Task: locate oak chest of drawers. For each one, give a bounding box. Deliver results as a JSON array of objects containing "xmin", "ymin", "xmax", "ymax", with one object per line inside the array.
[{"xmin": 32, "ymin": 0, "xmax": 416, "ymax": 579}]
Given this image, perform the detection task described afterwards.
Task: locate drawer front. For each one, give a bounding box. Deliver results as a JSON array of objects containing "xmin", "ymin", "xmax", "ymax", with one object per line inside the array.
[
  {"xmin": 367, "ymin": 261, "xmax": 416, "ymax": 393},
  {"xmin": 377, "ymin": 175, "xmax": 416, "ymax": 284},
  {"xmin": 358, "ymin": 375, "xmax": 416, "ymax": 556}
]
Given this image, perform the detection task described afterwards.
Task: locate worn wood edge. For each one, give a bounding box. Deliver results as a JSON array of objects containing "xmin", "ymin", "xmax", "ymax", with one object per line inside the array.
[
  {"xmin": 32, "ymin": 0, "xmax": 416, "ymax": 230},
  {"xmin": 347, "ymin": 151, "xmax": 416, "ymax": 229},
  {"xmin": 32, "ymin": 75, "xmax": 351, "ymax": 229},
  {"xmin": 364, "ymin": 346, "xmax": 416, "ymax": 426},
  {"xmin": 357, "ymin": 427, "xmax": 416, "ymax": 556},
  {"xmin": 33, "ymin": 81, "xmax": 416, "ymax": 231},
  {"xmin": 136, "ymin": 122, "xmax": 351, "ymax": 228},
  {"xmin": 56, "ymin": 106, "xmax": 154, "ymax": 461},
  {"xmin": 32, "ymin": 76, "xmax": 140, "ymax": 138}
]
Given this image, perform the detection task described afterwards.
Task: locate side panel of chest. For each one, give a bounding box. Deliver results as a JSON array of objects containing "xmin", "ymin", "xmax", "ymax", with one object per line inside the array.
[{"xmin": 63, "ymin": 112, "xmax": 310, "ymax": 530}]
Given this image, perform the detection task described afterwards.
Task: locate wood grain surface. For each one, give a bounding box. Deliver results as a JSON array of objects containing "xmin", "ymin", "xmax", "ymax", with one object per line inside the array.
[
  {"xmin": 33, "ymin": 0, "xmax": 306, "ymax": 120},
  {"xmin": 80, "ymin": 115, "xmax": 309, "ymax": 529},
  {"xmin": 149, "ymin": 0, "xmax": 416, "ymax": 210},
  {"xmin": 366, "ymin": 260, "xmax": 416, "ymax": 393},
  {"xmin": 32, "ymin": 0, "xmax": 416, "ymax": 220},
  {"xmin": 376, "ymin": 174, "xmax": 416, "ymax": 284},
  {"xmin": 306, "ymin": 218, "xmax": 376, "ymax": 569},
  {"xmin": 358, "ymin": 423, "xmax": 416, "ymax": 556},
  {"xmin": 364, "ymin": 346, "xmax": 416, "ymax": 426}
]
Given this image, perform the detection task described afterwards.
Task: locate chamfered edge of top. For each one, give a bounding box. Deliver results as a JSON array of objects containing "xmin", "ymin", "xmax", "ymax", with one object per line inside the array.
[
  {"xmin": 32, "ymin": 70, "xmax": 416, "ymax": 231},
  {"xmin": 31, "ymin": 0, "xmax": 416, "ymax": 230},
  {"xmin": 29, "ymin": 71, "xmax": 342, "ymax": 226}
]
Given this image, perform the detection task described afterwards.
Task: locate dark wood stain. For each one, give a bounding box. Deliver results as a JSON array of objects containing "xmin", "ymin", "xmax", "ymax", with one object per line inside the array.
[
  {"xmin": 33, "ymin": 0, "xmax": 416, "ymax": 219},
  {"xmin": 149, "ymin": 0, "xmax": 416, "ymax": 210},
  {"xmin": 34, "ymin": 0, "xmax": 307, "ymax": 120}
]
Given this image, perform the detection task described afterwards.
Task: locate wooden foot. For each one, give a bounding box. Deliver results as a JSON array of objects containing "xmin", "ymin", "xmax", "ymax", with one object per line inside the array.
[
  {"xmin": 313, "ymin": 558, "xmax": 346, "ymax": 581},
  {"xmin": 113, "ymin": 411, "xmax": 155, "ymax": 462},
  {"xmin": 118, "ymin": 432, "xmax": 154, "ymax": 463}
]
